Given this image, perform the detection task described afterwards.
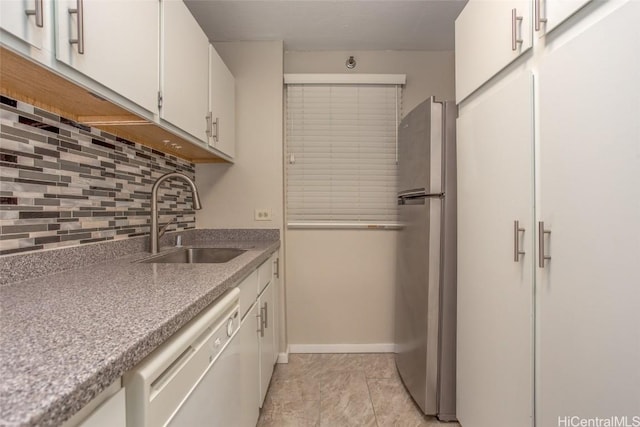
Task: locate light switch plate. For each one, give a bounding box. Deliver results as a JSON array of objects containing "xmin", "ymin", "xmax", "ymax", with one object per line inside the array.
[{"xmin": 254, "ymin": 209, "xmax": 272, "ymax": 221}]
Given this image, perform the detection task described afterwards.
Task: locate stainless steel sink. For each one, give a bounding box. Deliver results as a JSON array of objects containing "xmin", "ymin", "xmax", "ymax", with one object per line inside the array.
[{"xmin": 140, "ymin": 247, "xmax": 246, "ymax": 264}]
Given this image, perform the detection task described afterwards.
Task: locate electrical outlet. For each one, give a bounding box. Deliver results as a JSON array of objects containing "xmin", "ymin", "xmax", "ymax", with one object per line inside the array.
[{"xmin": 254, "ymin": 209, "xmax": 272, "ymax": 221}]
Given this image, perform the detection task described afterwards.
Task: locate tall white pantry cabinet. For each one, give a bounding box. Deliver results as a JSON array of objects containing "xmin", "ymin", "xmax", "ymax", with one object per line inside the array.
[{"xmin": 455, "ymin": 1, "xmax": 640, "ymax": 427}]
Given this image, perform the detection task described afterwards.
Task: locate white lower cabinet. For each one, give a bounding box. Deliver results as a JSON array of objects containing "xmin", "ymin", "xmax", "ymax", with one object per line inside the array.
[
  {"xmin": 237, "ymin": 302, "xmax": 260, "ymax": 427},
  {"xmin": 236, "ymin": 253, "xmax": 279, "ymax": 415},
  {"xmin": 63, "ymin": 383, "xmax": 125, "ymax": 427},
  {"xmin": 271, "ymin": 254, "xmax": 281, "ymax": 365},
  {"xmin": 77, "ymin": 388, "xmax": 125, "ymax": 427},
  {"xmin": 258, "ymin": 280, "xmax": 276, "ymax": 407}
]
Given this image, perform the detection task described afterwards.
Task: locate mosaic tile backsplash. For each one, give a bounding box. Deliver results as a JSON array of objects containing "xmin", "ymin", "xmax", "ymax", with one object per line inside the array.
[{"xmin": 0, "ymin": 96, "xmax": 197, "ymax": 256}]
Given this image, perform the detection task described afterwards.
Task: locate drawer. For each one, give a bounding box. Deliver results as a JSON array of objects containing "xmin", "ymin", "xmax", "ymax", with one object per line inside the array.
[
  {"xmin": 258, "ymin": 256, "xmax": 273, "ymax": 293},
  {"xmin": 237, "ymin": 270, "xmax": 258, "ymax": 320}
]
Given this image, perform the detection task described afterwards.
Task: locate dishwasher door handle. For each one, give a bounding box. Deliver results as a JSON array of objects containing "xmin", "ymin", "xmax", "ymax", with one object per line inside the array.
[{"xmin": 150, "ymin": 346, "xmax": 195, "ymax": 399}]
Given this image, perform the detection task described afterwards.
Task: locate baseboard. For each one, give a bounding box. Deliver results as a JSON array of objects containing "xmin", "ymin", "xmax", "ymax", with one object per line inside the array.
[
  {"xmin": 277, "ymin": 351, "xmax": 289, "ymax": 364},
  {"xmin": 288, "ymin": 343, "xmax": 395, "ymax": 354}
]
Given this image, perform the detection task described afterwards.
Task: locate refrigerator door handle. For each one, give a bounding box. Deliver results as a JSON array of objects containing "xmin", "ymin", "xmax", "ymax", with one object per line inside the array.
[{"xmin": 398, "ymin": 189, "xmax": 444, "ymax": 205}]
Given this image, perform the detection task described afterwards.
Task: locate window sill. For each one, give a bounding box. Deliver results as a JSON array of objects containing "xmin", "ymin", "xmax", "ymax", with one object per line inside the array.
[{"xmin": 287, "ymin": 222, "xmax": 402, "ymax": 230}]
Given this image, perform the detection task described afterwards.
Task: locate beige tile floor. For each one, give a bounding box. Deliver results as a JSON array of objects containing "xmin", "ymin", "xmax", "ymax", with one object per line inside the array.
[{"xmin": 257, "ymin": 354, "xmax": 461, "ymax": 427}]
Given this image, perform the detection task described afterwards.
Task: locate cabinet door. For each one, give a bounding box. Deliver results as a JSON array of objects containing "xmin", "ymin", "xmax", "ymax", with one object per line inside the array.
[
  {"xmin": 1, "ymin": 0, "xmax": 50, "ymax": 49},
  {"xmin": 537, "ymin": 2, "xmax": 640, "ymax": 425},
  {"xmin": 208, "ymin": 44, "xmax": 235, "ymax": 158},
  {"xmin": 77, "ymin": 389, "xmax": 126, "ymax": 427},
  {"xmin": 161, "ymin": 0, "xmax": 209, "ymax": 142},
  {"xmin": 271, "ymin": 253, "xmax": 280, "ymax": 365},
  {"xmin": 456, "ymin": 71, "xmax": 534, "ymax": 427},
  {"xmin": 238, "ymin": 302, "xmax": 260, "ymax": 427},
  {"xmin": 238, "ymin": 270, "xmax": 259, "ymax": 320},
  {"xmin": 258, "ymin": 280, "xmax": 275, "ymax": 407},
  {"xmin": 55, "ymin": 0, "xmax": 159, "ymax": 113},
  {"xmin": 539, "ymin": 0, "xmax": 592, "ymax": 34},
  {"xmin": 455, "ymin": 0, "xmax": 532, "ymax": 103}
]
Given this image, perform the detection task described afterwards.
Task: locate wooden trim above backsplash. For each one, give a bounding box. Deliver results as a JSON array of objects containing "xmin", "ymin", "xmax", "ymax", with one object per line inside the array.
[{"xmin": 0, "ymin": 47, "xmax": 228, "ymax": 164}]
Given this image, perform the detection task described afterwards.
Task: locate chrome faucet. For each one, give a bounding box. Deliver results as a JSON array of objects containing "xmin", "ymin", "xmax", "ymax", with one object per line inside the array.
[{"xmin": 150, "ymin": 172, "xmax": 202, "ymax": 254}]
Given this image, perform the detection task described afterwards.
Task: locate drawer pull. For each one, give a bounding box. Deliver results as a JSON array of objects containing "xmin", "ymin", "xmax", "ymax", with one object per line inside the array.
[
  {"xmin": 538, "ymin": 221, "xmax": 552, "ymax": 268},
  {"xmin": 535, "ymin": 0, "xmax": 548, "ymax": 31},
  {"xmin": 511, "ymin": 8, "xmax": 523, "ymax": 51},
  {"xmin": 68, "ymin": 0, "xmax": 85, "ymax": 54},
  {"xmin": 514, "ymin": 220, "xmax": 525, "ymax": 262},
  {"xmin": 25, "ymin": 0, "xmax": 44, "ymax": 28}
]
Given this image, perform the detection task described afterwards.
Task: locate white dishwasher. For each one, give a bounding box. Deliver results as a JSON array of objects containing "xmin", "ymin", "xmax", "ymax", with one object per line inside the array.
[{"xmin": 124, "ymin": 288, "xmax": 241, "ymax": 427}]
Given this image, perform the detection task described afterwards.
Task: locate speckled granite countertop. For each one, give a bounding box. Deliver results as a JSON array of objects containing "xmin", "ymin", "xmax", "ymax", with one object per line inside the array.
[{"xmin": 0, "ymin": 230, "xmax": 280, "ymax": 427}]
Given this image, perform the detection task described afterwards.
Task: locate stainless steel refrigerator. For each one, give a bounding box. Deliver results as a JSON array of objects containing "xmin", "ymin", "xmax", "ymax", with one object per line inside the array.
[{"xmin": 394, "ymin": 97, "xmax": 457, "ymax": 421}]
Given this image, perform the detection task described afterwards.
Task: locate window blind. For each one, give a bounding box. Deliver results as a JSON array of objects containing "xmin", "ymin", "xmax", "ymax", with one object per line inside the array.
[{"xmin": 286, "ymin": 83, "xmax": 402, "ymax": 228}]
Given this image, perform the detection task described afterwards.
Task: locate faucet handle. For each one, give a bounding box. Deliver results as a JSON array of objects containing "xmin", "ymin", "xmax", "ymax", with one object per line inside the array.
[{"xmin": 158, "ymin": 217, "xmax": 177, "ymax": 238}]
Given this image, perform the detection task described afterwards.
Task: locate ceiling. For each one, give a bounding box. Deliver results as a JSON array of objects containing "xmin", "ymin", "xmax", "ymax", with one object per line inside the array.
[{"xmin": 184, "ymin": 1, "xmax": 468, "ymax": 51}]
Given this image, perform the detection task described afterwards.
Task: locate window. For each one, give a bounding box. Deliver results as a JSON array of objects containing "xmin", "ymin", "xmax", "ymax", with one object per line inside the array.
[{"xmin": 285, "ymin": 75, "xmax": 404, "ymax": 228}]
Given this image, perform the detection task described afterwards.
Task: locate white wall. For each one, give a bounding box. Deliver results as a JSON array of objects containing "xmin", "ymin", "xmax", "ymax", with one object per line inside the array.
[
  {"xmin": 196, "ymin": 41, "xmax": 284, "ymax": 229},
  {"xmin": 287, "ymin": 229, "xmax": 398, "ymax": 348},
  {"xmin": 284, "ymin": 50, "xmax": 455, "ymax": 116},
  {"xmin": 195, "ymin": 41, "xmax": 286, "ymax": 353},
  {"xmin": 285, "ymin": 50, "xmax": 455, "ymax": 350}
]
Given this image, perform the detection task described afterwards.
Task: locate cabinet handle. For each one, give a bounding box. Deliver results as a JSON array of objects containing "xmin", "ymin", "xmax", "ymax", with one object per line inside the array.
[
  {"xmin": 262, "ymin": 302, "xmax": 268, "ymax": 329},
  {"xmin": 256, "ymin": 311, "xmax": 264, "ymax": 337},
  {"xmin": 535, "ymin": 0, "xmax": 548, "ymax": 31},
  {"xmin": 511, "ymin": 8, "xmax": 523, "ymax": 51},
  {"xmin": 274, "ymin": 258, "xmax": 280, "ymax": 279},
  {"xmin": 212, "ymin": 117, "xmax": 219, "ymax": 143},
  {"xmin": 205, "ymin": 112, "xmax": 212, "ymax": 138},
  {"xmin": 25, "ymin": 0, "xmax": 44, "ymax": 28},
  {"xmin": 513, "ymin": 220, "xmax": 526, "ymax": 262},
  {"xmin": 538, "ymin": 221, "xmax": 552, "ymax": 268},
  {"xmin": 68, "ymin": 0, "xmax": 84, "ymax": 54}
]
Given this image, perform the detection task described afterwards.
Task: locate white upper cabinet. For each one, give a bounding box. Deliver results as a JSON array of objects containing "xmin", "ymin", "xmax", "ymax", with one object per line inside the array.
[
  {"xmin": 1, "ymin": 0, "xmax": 50, "ymax": 49},
  {"xmin": 55, "ymin": 0, "xmax": 159, "ymax": 114},
  {"xmin": 455, "ymin": 0, "xmax": 532, "ymax": 103},
  {"xmin": 161, "ymin": 0, "xmax": 209, "ymax": 143},
  {"xmin": 536, "ymin": 0, "xmax": 593, "ymax": 34},
  {"xmin": 208, "ymin": 44, "xmax": 235, "ymax": 158}
]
